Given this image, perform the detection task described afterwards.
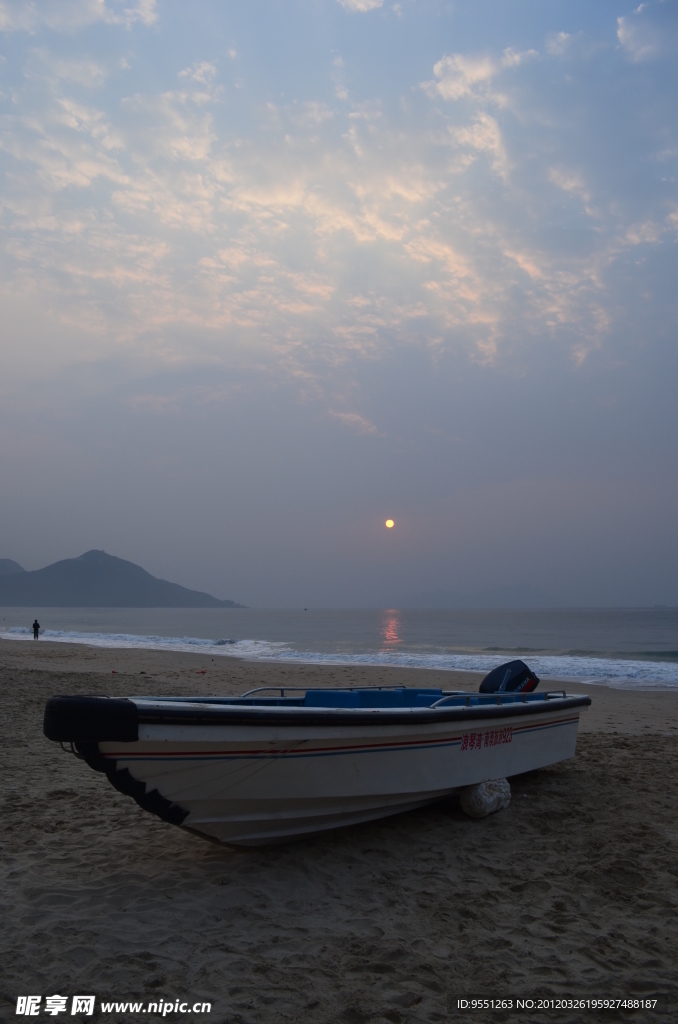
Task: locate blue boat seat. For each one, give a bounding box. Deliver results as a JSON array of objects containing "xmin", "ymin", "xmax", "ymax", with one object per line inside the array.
[
  {"xmin": 303, "ymin": 688, "xmax": 445, "ymax": 709},
  {"xmin": 304, "ymin": 690, "xmax": 360, "ymax": 708}
]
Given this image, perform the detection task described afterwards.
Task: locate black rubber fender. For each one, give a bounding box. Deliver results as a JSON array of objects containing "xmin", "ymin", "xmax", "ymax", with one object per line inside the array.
[{"xmin": 43, "ymin": 696, "xmax": 138, "ymax": 743}]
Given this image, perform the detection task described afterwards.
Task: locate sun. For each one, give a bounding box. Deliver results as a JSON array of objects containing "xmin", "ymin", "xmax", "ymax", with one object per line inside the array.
[{"xmin": 385, "ymin": 519, "xmax": 395, "ymax": 529}]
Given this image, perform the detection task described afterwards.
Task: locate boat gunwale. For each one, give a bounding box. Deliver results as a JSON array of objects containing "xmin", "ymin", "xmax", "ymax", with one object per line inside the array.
[{"xmin": 132, "ymin": 694, "xmax": 591, "ymax": 729}]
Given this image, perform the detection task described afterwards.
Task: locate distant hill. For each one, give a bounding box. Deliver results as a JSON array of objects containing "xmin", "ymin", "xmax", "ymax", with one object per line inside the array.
[
  {"xmin": 0, "ymin": 559, "xmax": 25, "ymax": 576},
  {"xmin": 0, "ymin": 550, "xmax": 243, "ymax": 608},
  {"xmin": 401, "ymin": 584, "xmax": 557, "ymax": 609}
]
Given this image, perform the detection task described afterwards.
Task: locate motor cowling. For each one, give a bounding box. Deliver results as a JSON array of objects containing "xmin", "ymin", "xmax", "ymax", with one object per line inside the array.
[{"xmin": 479, "ymin": 659, "xmax": 539, "ymax": 694}]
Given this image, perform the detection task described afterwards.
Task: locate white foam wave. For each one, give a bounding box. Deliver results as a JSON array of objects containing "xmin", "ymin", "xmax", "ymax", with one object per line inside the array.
[{"xmin": 2, "ymin": 627, "xmax": 677, "ymax": 688}]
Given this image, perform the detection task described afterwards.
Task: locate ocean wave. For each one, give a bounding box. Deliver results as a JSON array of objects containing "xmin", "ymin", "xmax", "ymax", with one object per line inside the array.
[
  {"xmin": 2, "ymin": 626, "xmax": 678, "ymax": 688},
  {"xmin": 2, "ymin": 626, "xmax": 244, "ymax": 652}
]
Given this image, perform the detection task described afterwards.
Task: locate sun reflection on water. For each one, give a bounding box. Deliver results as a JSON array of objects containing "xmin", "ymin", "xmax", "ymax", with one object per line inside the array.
[{"xmin": 381, "ymin": 610, "xmax": 402, "ymax": 646}]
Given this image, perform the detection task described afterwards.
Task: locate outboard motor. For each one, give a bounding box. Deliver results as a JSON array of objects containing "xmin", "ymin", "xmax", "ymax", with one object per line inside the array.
[{"xmin": 479, "ymin": 659, "xmax": 539, "ymax": 694}]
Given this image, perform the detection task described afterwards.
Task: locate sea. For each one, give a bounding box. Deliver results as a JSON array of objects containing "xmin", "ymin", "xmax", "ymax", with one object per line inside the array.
[{"xmin": 2, "ymin": 606, "xmax": 678, "ymax": 690}]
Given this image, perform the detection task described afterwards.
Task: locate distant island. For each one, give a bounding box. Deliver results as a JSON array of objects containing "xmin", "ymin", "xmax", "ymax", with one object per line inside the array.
[
  {"xmin": 0, "ymin": 550, "xmax": 244, "ymax": 608},
  {"xmin": 0, "ymin": 559, "xmax": 24, "ymax": 576}
]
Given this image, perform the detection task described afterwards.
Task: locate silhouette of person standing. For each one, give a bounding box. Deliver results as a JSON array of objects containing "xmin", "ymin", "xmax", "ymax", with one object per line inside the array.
[{"xmin": 32, "ymin": 619, "xmax": 40, "ymax": 639}]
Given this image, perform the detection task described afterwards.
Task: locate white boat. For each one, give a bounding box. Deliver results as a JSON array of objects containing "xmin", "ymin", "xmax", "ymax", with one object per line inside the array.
[{"xmin": 44, "ymin": 665, "xmax": 590, "ymax": 846}]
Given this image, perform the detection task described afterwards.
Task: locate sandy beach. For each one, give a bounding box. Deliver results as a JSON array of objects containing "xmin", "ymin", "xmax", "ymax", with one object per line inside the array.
[{"xmin": 1, "ymin": 638, "xmax": 677, "ymax": 1023}]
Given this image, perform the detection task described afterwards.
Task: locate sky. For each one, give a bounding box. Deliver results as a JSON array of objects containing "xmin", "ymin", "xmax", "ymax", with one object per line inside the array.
[{"xmin": 1, "ymin": 0, "xmax": 677, "ymax": 608}]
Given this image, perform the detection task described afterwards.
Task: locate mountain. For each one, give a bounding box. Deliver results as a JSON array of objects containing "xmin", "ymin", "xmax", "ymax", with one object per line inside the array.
[
  {"xmin": 401, "ymin": 584, "xmax": 557, "ymax": 609},
  {"xmin": 0, "ymin": 550, "xmax": 243, "ymax": 608},
  {"xmin": 0, "ymin": 559, "xmax": 25, "ymax": 576}
]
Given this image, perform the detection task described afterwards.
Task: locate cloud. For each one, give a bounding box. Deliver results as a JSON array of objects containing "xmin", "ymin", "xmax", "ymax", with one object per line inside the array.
[
  {"xmin": 545, "ymin": 31, "xmax": 573, "ymax": 57},
  {"xmin": 423, "ymin": 48, "xmax": 536, "ymax": 103},
  {"xmin": 618, "ymin": 1, "xmax": 678, "ymax": 62},
  {"xmin": 28, "ymin": 49, "xmax": 109, "ymax": 87},
  {"xmin": 548, "ymin": 167, "xmax": 591, "ymax": 204},
  {"xmin": 178, "ymin": 61, "xmax": 217, "ymax": 84},
  {"xmin": 116, "ymin": 0, "xmax": 156, "ymax": 26},
  {"xmin": 328, "ymin": 410, "xmax": 381, "ymax": 434},
  {"xmin": 0, "ymin": 0, "xmax": 157, "ymax": 33},
  {"xmin": 337, "ymin": 0, "xmax": 383, "ymax": 11},
  {"xmin": 0, "ymin": 16, "xmax": 675, "ymax": 410},
  {"xmin": 450, "ymin": 112, "xmax": 510, "ymax": 179},
  {"xmin": 291, "ymin": 101, "xmax": 334, "ymax": 127},
  {"xmin": 544, "ymin": 30, "xmax": 601, "ymax": 59}
]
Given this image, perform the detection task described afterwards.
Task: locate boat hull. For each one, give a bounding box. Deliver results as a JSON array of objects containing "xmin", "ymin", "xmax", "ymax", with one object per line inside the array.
[{"xmin": 94, "ymin": 706, "xmax": 583, "ymax": 845}]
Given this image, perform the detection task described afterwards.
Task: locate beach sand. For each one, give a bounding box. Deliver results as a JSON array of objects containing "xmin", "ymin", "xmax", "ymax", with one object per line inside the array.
[{"xmin": 1, "ymin": 639, "xmax": 677, "ymax": 1023}]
